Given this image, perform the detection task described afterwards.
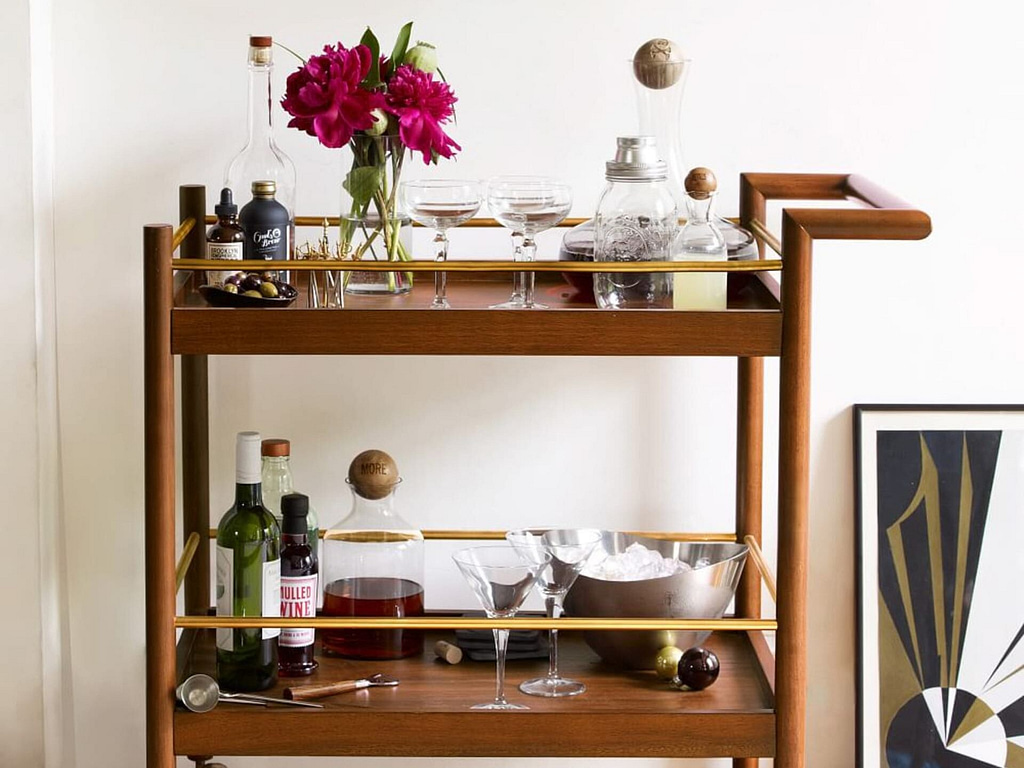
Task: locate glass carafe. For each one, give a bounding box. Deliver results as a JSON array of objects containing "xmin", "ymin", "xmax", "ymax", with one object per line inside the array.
[
  {"xmin": 673, "ymin": 167, "xmax": 728, "ymax": 310},
  {"xmin": 321, "ymin": 450, "xmax": 425, "ymax": 659},
  {"xmin": 630, "ymin": 39, "xmax": 756, "ymax": 260}
]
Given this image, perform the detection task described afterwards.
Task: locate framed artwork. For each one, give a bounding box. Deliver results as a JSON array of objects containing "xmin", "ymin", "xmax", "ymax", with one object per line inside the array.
[{"xmin": 855, "ymin": 405, "xmax": 1024, "ymax": 768}]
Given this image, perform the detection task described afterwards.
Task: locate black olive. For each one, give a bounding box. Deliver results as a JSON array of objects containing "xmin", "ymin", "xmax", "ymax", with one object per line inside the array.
[{"xmin": 240, "ymin": 273, "xmax": 263, "ymax": 292}]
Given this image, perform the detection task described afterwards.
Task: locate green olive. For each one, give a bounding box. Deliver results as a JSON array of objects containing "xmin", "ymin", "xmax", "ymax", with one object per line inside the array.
[
  {"xmin": 259, "ymin": 281, "xmax": 279, "ymax": 298},
  {"xmin": 654, "ymin": 646, "xmax": 684, "ymax": 680},
  {"xmin": 243, "ymin": 290, "xmax": 262, "ymax": 298},
  {"xmin": 222, "ymin": 283, "xmax": 238, "ymax": 294}
]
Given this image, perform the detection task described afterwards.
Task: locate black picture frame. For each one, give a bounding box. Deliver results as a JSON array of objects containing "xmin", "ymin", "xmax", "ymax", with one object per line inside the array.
[{"xmin": 854, "ymin": 404, "xmax": 1024, "ymax": 768}]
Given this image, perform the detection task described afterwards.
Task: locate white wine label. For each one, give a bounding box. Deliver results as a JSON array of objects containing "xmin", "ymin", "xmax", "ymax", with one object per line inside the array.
[
  {"xmin": 280, "ymin": 574, "xmax": 317, "ymax": 647},
  {"xmin": 206, "ymin": 241, "xmax": 243, "ymax": 285},
  {"xmin": 215, "ymin": 546, "xmax": 234, "ymax": 651},
  {"xmin": 262, "ymin": 558, "xmax": 281, "ymax": 640}
]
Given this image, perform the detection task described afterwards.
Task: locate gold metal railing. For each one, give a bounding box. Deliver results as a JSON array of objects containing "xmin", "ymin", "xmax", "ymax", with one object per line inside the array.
[
  {"xmin": 173, "ymin": 258, "xmax": 783, "ymax": 273},
  {"xmin": 175, "ymin": 528, "xmax": 777, "ymax": 632},
  {"xmin": 174, "ymin": 615, "xmax": 777, "ymax": 631}
]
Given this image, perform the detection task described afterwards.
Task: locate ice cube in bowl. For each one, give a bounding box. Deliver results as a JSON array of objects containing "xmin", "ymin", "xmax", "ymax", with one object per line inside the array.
[{"xmin": 562, "ymin": 533, "xmax": 748, "ymax": 669}]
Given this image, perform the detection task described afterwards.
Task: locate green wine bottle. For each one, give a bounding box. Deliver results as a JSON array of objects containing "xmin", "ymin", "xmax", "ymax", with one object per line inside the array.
[{"xmin": 216, "ymin": 431, "xmax": 281, "ymax": 691}]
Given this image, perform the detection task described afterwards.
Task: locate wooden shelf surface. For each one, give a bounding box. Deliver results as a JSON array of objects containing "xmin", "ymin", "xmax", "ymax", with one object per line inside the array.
[
  {"xmin": 170, "ymin": 270, "xmax": 782, "ymax": 357},
  {"xmin": 175, "ymin": 627, "xmax": 775, "ymax": 758}
]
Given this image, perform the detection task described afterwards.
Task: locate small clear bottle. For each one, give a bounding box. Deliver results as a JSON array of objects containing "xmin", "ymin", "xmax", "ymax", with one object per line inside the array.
[
  {"xmin": 593, "ymin": 136, "xmax": 677, "ymax": 309},
  {"xmin": 321, "ymin": 450, "xmax": 425, "ymax": 660},
  {"xmin": 672, "ymin": 167, "xmax": 728, "ymax": 310},
  {"xmin": 261, "ymin": 439, "xmax": 319, "ymax": 544},
  {"xmin": 225, "ymin": 35, "xmax": 296, "ymax": 257}
]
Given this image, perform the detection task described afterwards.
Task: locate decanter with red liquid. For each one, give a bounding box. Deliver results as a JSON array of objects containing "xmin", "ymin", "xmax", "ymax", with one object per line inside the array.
[{"xmin": 321, "ymin": 450, "xmax": 425, "ymax": 659}]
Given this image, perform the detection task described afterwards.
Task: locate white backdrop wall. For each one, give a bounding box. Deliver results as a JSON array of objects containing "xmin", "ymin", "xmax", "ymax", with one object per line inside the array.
[{"xmin": 7, "ymin": 0, "xmax": 1022, "ymax": 766}]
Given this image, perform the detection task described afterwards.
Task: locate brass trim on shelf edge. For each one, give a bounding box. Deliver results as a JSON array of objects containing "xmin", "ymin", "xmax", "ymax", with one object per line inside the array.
[
  {"xmin": 175, "ymin": 532, "xmax": 200, "ymax": 594},
  {"xmin": 744, "ymin": 534, "xmax": 778, "ymax": 604},
  {"xmin": 172, "ymin": 218, "xmax": 196, "ymax": 253},
  {"xmin": 205, "ymin": 528, "xmax": 738, "ymax": 541},
  {"xmin": 749, "ymin": 218, "xmax": 783, "ymax": 257},
  {"xmin": 173, "ymin": 258, "xmax": 784, "ymax": 274},
  {"xmin": 199, "ymin": 215, "xmax": 746, "ymax": 228},
  {"xmin": 174, "ymin": 615, "xmax": 778, "ymax": 631}
]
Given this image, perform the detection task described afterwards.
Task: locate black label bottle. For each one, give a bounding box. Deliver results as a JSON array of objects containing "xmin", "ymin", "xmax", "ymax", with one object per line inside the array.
[
  {"xmin": 279, "ymin": 493, "xmax": 319, "ymax": 677},
  {"xmin": 216, "ymin": 431, "xmax": 281, "ymax": 691},
  {"xmin": 206, "ymin": 187, "xmax": 245, "ymax": 285},
  {"xmin": 240, "ymin": 180, "xmax": 290, "ymax": 263}
]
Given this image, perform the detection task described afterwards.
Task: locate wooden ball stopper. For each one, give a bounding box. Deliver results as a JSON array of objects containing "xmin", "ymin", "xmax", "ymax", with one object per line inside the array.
[
  {"xmin": 348, "ymin": 449, "xmax": 399, "ymax": 500},
  {"xmin": 685, "ymin": 167, "xmax": 718, "ymax": 200},
  {"xmin": 632, "ymin": 38, "xmax": 686, "ymax": 90},
  {"xmin": 434, "ymin": 640, "xmax": 463, "ymax": 665}
]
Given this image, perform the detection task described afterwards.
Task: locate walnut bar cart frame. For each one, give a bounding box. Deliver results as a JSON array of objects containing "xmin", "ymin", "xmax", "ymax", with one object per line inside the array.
[{"xmin": 143, "ymin": 174, "xmax": 930, "ymax": 767}]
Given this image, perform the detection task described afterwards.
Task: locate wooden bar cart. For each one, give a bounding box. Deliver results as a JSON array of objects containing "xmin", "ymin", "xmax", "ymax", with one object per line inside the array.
[{"xmin": 143, "ymin": 173, "xmax": 930, "ymax": 767}]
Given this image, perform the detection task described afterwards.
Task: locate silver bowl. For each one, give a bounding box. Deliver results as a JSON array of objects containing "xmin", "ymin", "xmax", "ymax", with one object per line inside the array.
[{"xmin": 562, "ymin": 533, "xmax": 747, "ymax": 669}]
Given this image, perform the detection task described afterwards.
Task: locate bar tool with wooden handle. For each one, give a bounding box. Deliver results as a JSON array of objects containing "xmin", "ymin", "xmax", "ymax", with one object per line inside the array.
[{"xmin": 283, "ymin": 672, "xmax": 399, "ymax": 701}]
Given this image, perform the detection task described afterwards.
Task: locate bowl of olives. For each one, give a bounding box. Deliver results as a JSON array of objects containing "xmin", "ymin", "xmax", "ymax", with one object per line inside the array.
[
  {"xmin": 563, "ymin": 533, "xmax": 748, "ymax": 670},
  {"xmin": 199, "ymin": 272, "xmax": 298, "ymax": 308}
]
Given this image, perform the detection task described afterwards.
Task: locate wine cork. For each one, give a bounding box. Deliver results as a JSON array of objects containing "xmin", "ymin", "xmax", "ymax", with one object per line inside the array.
[
  {"xmin": 685, "ymin": 167, "xmax": 718, "ymax": 200},
  {"xmin": 348, "ymin": 449, "xmax": 399, "ymax": 500},
  {"xmin": 434, "ymin": 640, "xmax": 463, "ymax": 665},
  {"xmin": 632, "ymin": 38, "xmax": 686, "ymax": 90}
]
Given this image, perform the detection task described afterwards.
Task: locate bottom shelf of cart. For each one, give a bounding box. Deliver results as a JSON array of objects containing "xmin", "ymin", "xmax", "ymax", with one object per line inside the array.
[{"xmin": 174, "ymin": 627, "xmax": 775, "ymax": 758}]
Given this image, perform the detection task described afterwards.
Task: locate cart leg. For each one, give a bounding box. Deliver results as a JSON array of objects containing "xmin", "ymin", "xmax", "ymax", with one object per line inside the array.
[
  {"xmin": 145, "ymin": 224, "xmax": 176, "ymax": 768},
  {"xmin": 181, "ymin": 355, "xmax": 209, "ymax": 614},
  {"xmin": 774, "ymin": 216, "xmax": 813, "ymax": 768}
]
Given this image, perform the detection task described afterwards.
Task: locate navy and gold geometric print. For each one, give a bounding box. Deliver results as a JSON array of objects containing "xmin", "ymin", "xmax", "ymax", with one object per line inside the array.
[{"xmin": 877, "ymin": 430, "xmax": 1024, "ymax": 767}]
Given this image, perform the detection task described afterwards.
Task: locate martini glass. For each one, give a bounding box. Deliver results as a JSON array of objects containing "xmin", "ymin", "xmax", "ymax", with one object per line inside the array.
[
  {"xmin": 400, "ymin": 180, "xmax": 482, "ymax": 309},
  {"xmin": 506, "ymin": 528, "xmax": 602, "ymax": 697},
  {"xmin": 487, "ymin": 177, "xmax": 573, "ymax": 309},
  {"xmin": 452, "ymin": 545, "xmax": 550, "ymax": 710}
]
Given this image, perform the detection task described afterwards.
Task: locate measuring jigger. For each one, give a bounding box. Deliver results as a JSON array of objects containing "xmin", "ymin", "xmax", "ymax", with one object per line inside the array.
[{"xmin": 176, "ymin": 674, "xmax": 324, "ymax": 712}]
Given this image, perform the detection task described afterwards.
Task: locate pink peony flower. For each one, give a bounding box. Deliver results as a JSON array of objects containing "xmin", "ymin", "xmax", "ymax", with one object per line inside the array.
[
  {"xmin": 384, "ymin": 65, "xmax": 460, "ymax": 164},
  {"xmin": 281, "ymin": 43, "xmax": 385, "ymax": 149}
]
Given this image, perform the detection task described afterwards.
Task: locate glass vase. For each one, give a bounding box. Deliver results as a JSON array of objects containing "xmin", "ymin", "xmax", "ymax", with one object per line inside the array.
[{"xmin": 340, "ymin": 135, "xmax": 413, "ymax": 296}]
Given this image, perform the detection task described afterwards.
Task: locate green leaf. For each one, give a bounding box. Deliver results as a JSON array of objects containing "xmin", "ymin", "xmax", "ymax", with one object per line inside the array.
[
  {"xmin": 343, "ymin": 165, "xmax": 384, "ymax": 209},
  {"xmin": 390, "ymin": 21, "xmax": 414, "ymax": 68},
  {"xmin": 360, "ymin": 27, "xmax": 381, "ymax": 88}
]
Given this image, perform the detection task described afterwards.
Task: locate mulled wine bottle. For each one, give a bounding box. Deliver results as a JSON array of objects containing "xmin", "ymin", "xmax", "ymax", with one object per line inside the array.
[
  {"xmin": 216, "ymin": 431, "xmax": 281, "ymax": 691},
  {"xmin": 278, "ymin": 493, "xmax": 318, "ymax": 677}
]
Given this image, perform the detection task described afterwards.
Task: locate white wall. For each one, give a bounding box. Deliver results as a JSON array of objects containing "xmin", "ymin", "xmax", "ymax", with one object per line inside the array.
[
  {"xmin": 0, "ymin": 1, "xmax": 45, "ymax": 766},
  {"xmin": 21, "ymin": 0, "xmax": 1023, "ymax": 766}
]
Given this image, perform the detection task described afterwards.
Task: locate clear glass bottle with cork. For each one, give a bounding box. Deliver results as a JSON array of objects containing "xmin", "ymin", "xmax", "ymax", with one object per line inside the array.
[
  {"xmin": 261, "ymin": 438, "xmax": 319, "ymax": 545},
  {"xmin": 321, "ymin": 450, "xmax": 425, "ymax": 659},
  {"xmin": 225, "ymin": 35, "xmax": 296, "ymax": 257}
]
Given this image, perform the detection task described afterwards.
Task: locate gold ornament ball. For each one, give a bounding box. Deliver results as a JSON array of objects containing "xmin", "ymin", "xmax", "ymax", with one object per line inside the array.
[
  {"xmin": 654, "ymin": 646, "xmax": 684, "ymax": 680},
  {"xmin": 348, "ymin": 449, "xmax": 399, "ymax": 500},
  {"xmin": 632, "ymin": 38, "xmax": 686, "ymax": 90}
]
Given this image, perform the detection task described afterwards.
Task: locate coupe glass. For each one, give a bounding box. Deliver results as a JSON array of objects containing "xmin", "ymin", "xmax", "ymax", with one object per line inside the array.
[
  {"xmin": 452, "ymin": 545, "xmax": 550, "ymax": 710},
  {"xmin": 506, "ymin": 528, "xmax": 602, "ymax": 697},
  {"xmin": 400, "ymin": 180, "xmax": 482, "ymax": 309},
  {"xmin": 486, "ymin": 177, "xmax": 573, "ymax": 309}
]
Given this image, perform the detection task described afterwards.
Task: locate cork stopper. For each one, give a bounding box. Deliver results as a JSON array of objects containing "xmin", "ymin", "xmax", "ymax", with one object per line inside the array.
[
  {"xmin": 684, "ymin": 167, "xmax": 717, "ymax": 200},
  {"xmin": 632, "ymin": 38, "xmax": 686, "ymax": 90},
  {"xmin": 348, "ymin": 449, "xmax": 399, "ymax": 500},
  {"xmin": 249, "ymin": 35, "xmax": 272, "ymax": 48},
  {"xmin": 262, "ymin": 438, "xmax": 290, "ymax": 457}
]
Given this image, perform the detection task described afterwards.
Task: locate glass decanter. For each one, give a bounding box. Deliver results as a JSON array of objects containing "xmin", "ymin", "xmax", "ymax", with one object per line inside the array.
[
  {"xmin": 321, "ymin": 450, "xmax": 424, "ymax": 659},
  {"xmin": 672, "ymin": 167, "xmax": 728, "ymax": 310},
  {"xmin": 631, "ymin": 38, "xmax": 756, "ymax": 260}
]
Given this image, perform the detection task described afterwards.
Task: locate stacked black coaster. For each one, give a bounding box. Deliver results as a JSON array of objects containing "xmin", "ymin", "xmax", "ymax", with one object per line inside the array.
[{"xmin": 454, "ymin": 612, "xmax": 548, "ymax": 661}]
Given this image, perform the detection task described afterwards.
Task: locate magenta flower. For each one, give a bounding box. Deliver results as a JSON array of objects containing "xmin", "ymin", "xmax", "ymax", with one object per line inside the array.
[
  {"xmin": 384, "ymin": 65, "xmax": 460, "ymax": 163},
  {"xmin": 281, "ymin": 43, "xmax": 385, "ymax": 149}
]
